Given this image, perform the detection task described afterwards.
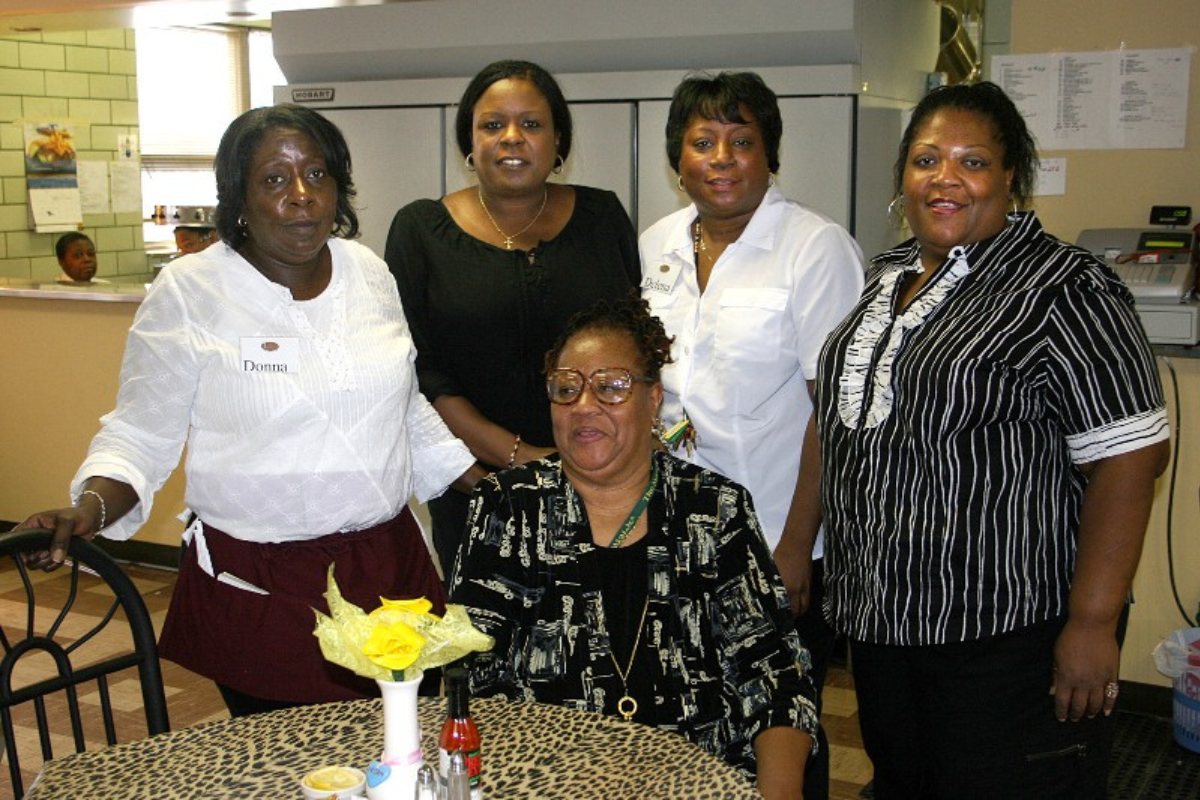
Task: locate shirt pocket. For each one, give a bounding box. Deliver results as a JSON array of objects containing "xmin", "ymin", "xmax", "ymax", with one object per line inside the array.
[{"xmin": 714, "ymin": 288, "xmax": 789, "ymax": 362}]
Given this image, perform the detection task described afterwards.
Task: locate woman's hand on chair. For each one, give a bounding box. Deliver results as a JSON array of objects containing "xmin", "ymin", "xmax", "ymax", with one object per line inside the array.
[{"xmin": 15, "ymin": 506, "xmax": 98, "ymax": 571}]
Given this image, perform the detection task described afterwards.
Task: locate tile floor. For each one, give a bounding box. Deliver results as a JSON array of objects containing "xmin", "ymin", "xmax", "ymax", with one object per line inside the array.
[
  {"xmin": 2, "ymin": 558, "xmax": 1197, "ymax": 799},
  {"xmin": 0, "ymin": 560, "xmax": 227, "ymax": 797}
]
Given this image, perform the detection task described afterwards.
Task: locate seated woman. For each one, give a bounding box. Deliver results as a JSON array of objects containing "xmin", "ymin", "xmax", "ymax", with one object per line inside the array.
[{"xmin": 448, "ymin": 295, "xmax": 817, "ymax": 799}]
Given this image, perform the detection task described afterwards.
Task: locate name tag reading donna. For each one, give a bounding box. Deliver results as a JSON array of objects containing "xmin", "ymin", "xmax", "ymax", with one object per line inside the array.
[
  {"xmin": 641, "ymin": 262, "xmax": 682, "ymax": 294},
  {"xmin": 241, "ymin": 337, "xmax": 300, "ymax": 374}
]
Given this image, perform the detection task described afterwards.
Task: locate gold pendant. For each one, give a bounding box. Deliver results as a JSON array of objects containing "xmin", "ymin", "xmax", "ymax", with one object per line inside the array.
[
  {"xmin": 503, "ymin": 237, "xmax": 514, "ymax": 249},
  {"xmin": 617, "ymin": 695, "xmax": 637, "ymax": 722}
]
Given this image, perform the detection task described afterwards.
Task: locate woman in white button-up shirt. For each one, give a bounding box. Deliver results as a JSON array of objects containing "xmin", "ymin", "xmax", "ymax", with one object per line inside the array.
[
  {"xmin": 18, "ymin": 105, "xmax": 480, "ymax": 717},
  {"xmin": 639, "ymin": 71, "xmax": 864, "ymax": 800}
]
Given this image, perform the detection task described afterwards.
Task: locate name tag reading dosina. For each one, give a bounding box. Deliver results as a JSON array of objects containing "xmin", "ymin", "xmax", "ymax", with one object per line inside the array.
[{"xmin": 240, "ymin": 336, "xmax": 300, "ymax": 374}]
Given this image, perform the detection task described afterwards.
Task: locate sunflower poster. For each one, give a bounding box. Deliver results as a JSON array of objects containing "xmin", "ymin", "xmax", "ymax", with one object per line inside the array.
[{"xmin": 23, "ymin": 120, "xmax": 83, "ymax": 233}]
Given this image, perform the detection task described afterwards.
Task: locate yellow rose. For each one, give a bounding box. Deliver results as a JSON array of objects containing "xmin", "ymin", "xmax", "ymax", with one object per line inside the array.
[
  {"xmin": 362, "ymin": 621, "xmax": 426, "ymax": 671},
  {"xmin": 371, "ymin": 596, "xmax": 436, "ymax": 618},
  {"xmin": 315, "ymin": 569, "xmax": 493, "ymax": 681}
]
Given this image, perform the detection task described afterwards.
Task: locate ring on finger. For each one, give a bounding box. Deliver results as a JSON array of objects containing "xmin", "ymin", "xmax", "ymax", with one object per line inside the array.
[{"xmin": 1104, "ymin": 681, "xmax": 1119, "ymax": 699}]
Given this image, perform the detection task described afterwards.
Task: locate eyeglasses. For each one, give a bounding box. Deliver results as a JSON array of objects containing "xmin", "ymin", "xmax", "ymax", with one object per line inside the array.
[{"xmin": 546, "ymin": 367, "xmax": 654, "ymax": 405}]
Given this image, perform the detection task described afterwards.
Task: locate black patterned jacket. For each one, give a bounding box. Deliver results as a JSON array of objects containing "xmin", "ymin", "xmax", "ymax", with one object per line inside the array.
[{"xmin": 448, "ymin": 451, "xmax": 818, "ymax": 778}]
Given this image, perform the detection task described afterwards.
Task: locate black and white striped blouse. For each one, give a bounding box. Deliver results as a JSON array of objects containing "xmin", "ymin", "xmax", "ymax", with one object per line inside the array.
[{"xmin": 817, "ymin": 212, "xmax": 1168, "ymax": 645}]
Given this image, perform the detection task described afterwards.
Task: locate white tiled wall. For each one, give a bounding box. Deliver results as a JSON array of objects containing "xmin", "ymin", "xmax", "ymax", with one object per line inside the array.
[{"xmin": 0, "ymin": 29, "xmax": 146, "ymax": 282}]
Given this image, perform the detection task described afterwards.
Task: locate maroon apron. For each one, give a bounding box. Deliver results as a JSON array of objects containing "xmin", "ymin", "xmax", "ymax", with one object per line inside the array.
[{"xmin": 158, "ymin": 507, "xmax": 446, "ymax": 703}]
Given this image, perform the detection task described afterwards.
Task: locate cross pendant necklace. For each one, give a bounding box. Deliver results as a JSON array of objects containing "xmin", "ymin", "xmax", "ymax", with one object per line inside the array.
[{"xmin": 478, "ymin": 187, "xmax": 548, "ymax": 250}]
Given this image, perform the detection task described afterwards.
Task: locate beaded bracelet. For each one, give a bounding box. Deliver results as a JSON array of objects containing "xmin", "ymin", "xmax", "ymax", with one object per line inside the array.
[
  {"xmin": 507, "ymin": 434, "xmax": 521, "ymax": 469},
  {"xmin": 77, "ymin": 489, "xmax": 107, "ymax": 532}
]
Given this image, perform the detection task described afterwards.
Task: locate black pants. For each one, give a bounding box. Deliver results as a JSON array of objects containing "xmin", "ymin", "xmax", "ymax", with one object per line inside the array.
[
  {"xmin": 217, "ymin": 683, "xmax": 304, "ymax": 718},
  {"xmin": 793, "ymin": 558, "xmax": 834, "ymax": 800},
  {"xmin": 428, "ymin": 489, "xmax": 472, "ymax": 585},
  {"xmin": 850, "ymin": 617, "xmax": 1113, "ymax": 800}
]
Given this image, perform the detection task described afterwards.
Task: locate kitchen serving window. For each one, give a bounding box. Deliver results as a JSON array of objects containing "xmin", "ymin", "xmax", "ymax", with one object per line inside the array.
[{"xmin": 137, "ymin": 26, "xmax": 285, "ymax": 228}]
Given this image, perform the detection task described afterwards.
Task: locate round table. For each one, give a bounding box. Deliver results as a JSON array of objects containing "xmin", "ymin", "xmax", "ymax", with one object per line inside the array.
[{"xmin": 26, "ymin": 695, "xmax": 759, "ymax": 798}]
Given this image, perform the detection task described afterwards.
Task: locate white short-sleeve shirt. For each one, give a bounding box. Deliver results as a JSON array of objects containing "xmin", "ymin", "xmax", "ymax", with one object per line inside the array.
[{"xmin": 639, "ymin": 187, "xmax": 865, "ymax": 552}]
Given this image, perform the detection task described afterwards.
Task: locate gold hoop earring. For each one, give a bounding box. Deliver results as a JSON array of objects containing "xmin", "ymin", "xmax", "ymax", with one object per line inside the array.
[
  {"xmin": 677, "ymin": 175, "xmax": 684, "ymax": 192},
  {"xmin": 769, "ymin": 174, "xmax": 776, "ymax": 187},
  {"xmin": 553, "ymin": 155, "xmax": 565, "ymax": 175},
  {"xmin": 465, "ymin": 153, "xmax": 475, "ymax": 172}
]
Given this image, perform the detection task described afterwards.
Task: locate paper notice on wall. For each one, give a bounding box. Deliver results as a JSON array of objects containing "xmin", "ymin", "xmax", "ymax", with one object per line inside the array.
[
  {"xmin": 990, "ymin": 53, "xmax": 1055, "ymax": 137},
  {"xmin": 1035, "ymin": 158, "xmax": 1067, "ymax": 196},
  {"xmin": 77, "ymin": 160, "xmax": 111, "ymax": 214},
  {"xmin": 1113, "ymin": 49, "xmax": 1191, "ymax": 148},
  {"xmin": 23, "ymin": 121, "xmax": 83, "ymax": 232},
  {"xmin": 992, "ymin": 48, "xmax": 1190, "ymax": 150},
  {"xmin": 1047, "ymin": 51, "xmax": 1113, "ymax": 150},
  {"xmin": 109, "ymin": 160, "xmax": 143, "ymax": 214}
]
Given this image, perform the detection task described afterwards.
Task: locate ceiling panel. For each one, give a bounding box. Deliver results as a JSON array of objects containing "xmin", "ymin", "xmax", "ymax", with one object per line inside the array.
[{"xmin": 0, "ymin": 0, "xmax": 401, "ymax": 34}]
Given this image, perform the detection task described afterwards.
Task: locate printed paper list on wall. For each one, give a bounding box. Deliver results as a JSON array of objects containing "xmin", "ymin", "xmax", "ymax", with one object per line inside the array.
[
  {"xmin": 992, "ymin": 48, "xmax": 1190, "ymax": 150},
  {"xmin": 23, "ymin": 121, "xmax": 84, "ymax": 233}
]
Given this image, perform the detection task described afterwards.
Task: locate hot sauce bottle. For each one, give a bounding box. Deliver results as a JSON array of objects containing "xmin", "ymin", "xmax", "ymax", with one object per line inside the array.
[{"xmin": 438, "ymin": 668, "xmax": 482, "ymax": 799}]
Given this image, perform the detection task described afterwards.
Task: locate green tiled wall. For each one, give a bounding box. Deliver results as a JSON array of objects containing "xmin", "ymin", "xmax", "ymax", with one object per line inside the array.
[{"xmin": 0, "ymin": 29, "xmax": 146, "ymax": 283}]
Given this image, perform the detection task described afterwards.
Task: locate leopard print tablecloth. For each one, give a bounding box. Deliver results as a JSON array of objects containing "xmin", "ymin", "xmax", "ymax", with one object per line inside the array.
[{"xmin": 26, "ymin": 696, "xmax": 760, "ymax": 798}]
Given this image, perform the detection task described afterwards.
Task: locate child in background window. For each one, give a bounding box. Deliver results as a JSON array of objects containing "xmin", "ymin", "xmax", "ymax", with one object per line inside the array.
[{"xmin": 56, "ymin": 232, "xmax": 107, "ymax": 285}]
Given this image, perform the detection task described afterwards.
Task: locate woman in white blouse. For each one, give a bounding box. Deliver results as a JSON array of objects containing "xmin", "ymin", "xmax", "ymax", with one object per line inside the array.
[
  {"xmin": 640, "ymin": 72, "xmax": 864, "ymax": 800},
  {"xmin": 17, "ymin": 105, "xmax": 480, "ymax": 717}
]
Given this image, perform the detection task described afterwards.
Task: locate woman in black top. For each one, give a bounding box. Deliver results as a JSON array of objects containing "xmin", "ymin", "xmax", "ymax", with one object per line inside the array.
[{"xmin": 385, "ymin": 60, "xmax": 639, "ymax": 575}]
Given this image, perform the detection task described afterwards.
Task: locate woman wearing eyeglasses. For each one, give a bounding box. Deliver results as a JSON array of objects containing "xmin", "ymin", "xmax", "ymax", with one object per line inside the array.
[{"xmin": 448, "ymin": 295, "xmax": 818, "ymax": 799}]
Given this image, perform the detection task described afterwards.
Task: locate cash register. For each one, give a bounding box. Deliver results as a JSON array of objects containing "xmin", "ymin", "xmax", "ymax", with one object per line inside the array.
[{"xmin": 1076, "ymin": 206, "xmax": 1199, "ymax": 346}]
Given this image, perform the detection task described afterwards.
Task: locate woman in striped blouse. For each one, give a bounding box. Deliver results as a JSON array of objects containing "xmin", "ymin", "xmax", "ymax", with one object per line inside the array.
[{"xmin": 814, "ymin": 82, "xmax": 1169, "ymax": 799}]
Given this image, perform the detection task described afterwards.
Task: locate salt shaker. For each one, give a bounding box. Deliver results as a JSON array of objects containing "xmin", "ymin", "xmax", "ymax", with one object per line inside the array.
[
  {"xmin": 445, "ymin": 751, "xmax": 470, "ymax": 800},
  {"xmin": 414, "ymin": 764, "xmax": 437, "ymax": 800}
]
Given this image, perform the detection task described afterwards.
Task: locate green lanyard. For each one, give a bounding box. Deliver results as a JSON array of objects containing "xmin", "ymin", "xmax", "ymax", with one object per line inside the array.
[{"xmin": 609, "ymin": 459, "xmax": 660, "ymax": 548}]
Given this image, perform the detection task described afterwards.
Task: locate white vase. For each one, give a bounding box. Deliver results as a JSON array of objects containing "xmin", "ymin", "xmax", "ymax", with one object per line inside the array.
[{"xmin": 365, "ymin": 669, "xmax": 426, "ymax": 800}]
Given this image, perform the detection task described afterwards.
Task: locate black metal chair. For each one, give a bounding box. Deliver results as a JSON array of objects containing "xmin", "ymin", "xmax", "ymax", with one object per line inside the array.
[{"xmin": 0, "ymin": 529, "xmax": 169, "ymax": 797}]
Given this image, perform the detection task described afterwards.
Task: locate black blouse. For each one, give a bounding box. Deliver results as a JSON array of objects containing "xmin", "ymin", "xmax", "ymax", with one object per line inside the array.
[
  {"xmin": 384, "ymin": 185, "xmax": 640, "ymax": 457},
  {"xmin": 595, "ymin": 521, "xmax": 658, "ymax": 729}
]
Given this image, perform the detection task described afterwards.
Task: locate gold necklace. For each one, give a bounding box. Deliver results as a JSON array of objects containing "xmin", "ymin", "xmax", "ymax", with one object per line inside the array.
[
  {"xmin": 692, "ymin": 219, "xmax": 719, "ymax": 268},
  {"xmin": 610, "ymin": 596, "xmax": 650, "ymax": 722},
  {"xmin": 478, "ymin": 187, "xmax": 548, "ymax": 249}
]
